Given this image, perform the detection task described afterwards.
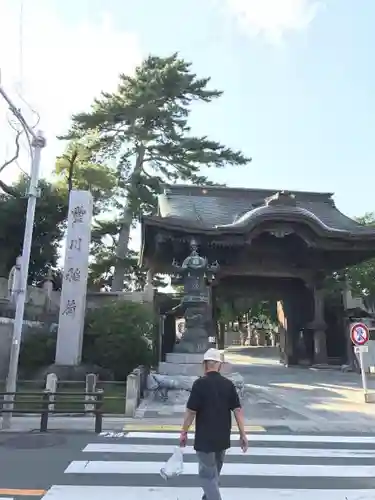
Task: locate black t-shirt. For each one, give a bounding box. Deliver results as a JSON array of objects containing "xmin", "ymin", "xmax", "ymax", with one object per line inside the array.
[{"xmin": 187, "ymin": 371, "xmax": 241, "ymax": 452}]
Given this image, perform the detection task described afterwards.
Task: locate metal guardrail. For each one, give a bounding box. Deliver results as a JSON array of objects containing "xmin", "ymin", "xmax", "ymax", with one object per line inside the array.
[{"xmin": 0, "ymin": 389, "xmax": 104, "ymax": 433}]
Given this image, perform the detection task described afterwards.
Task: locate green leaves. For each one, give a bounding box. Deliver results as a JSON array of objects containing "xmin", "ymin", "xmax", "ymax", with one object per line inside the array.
[
  {"xmin": 82, "ymin": 301, "xmax": 155, "ymax": 379},
  {"xmin": 324, "ymin": 213, "xmax": 375, "ymax": 300},
  {"xmin": 54, "ymin": 142, "xmax": 117, "ymax": 213},
  {"xmin": 0, "ymin": 176, "xmax": 68, "ymax": 283},
  {"xmin": 19, "ymin": 301, "xmax": 155, "ymax": 380},
  {"xmin": 64, "ymin": 52, "xmax": 251, "ymax": 204},
  {"xmin": 61, "ymin": 52, "xmax": 251, "ymax": 289}
]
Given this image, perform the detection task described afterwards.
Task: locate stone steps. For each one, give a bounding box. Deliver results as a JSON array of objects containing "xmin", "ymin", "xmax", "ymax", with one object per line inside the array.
[
  {"xmin": 165, "ymin": 353, "xmax": 204, "ymax": 364},
  {"xmin": 159, "ymin": 361, "xmax": 232, "ymax": 376}
]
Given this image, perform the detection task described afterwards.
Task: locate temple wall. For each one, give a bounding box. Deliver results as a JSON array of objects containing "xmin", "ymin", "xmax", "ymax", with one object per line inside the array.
[{"xmin": 0, "ymin": 277, "xmax": 152, "ymax": 316}]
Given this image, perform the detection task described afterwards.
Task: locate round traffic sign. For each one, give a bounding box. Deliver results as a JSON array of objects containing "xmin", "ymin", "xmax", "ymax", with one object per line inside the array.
[{"xmin": 350, "ymin": 322, "xmax": 369, "ymax": 346}]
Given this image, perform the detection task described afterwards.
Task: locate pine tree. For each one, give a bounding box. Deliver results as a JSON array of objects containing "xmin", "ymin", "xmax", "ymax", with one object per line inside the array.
[{"xmin": 63, "ymin": 53, "xmax": 251, "ymax": 290}]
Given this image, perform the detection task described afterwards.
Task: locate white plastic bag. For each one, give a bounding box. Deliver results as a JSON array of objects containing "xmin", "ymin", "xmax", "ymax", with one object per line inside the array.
[{"xmin": 160, "ymin": 447, "xmax": 184, "ymax": 480}]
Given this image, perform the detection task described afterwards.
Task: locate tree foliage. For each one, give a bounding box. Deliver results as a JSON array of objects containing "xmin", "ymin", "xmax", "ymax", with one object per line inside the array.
[
  {"xmin": 88, "ymin": 243, "xmax": 166, "ymax": 291},
  {"xmin": 218, "ymin": 298, "xmax": 275, "ymax": 325},
  {"xmin": 19, "ymin": 301, "xmax": 155, "ymax": 380},
  {"xmin": 54, "ymin": 141, "xmax": 117, "ymax": 214},
  {"xmin": 324, "ymin": 213, "xmax": 375, "ymax": 301},
  {"xmin": 346, "ymin": 213, "xmax": 375, "ymax": 299},
  {"xmin": 62, "ymin": 53, "xmax": 251, "ymax": 290},
  {"xmin": 0, "ymin": 176, "xmax": 67, "ymax": 283},
  {"xmin": 82, "ymin": 300, "xmax": 154, "ymax": 379}
]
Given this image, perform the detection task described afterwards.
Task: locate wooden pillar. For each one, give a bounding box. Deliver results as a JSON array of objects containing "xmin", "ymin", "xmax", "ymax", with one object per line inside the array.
[{"xmin": 309, "ymin": 285, "xmax": 328, "ymax": 364}]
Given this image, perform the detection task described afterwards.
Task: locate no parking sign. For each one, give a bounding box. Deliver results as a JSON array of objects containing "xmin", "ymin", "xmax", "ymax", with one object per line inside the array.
[
  {"xmin": 350, "ymin": 322, "xmax": 370, "ymax": 400},
  {"xmin": 350, "ymin": 322, "xmax": 369, "ymax": 346}
]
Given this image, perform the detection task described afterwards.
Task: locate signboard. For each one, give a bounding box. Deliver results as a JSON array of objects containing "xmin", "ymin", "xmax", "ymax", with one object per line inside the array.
[
  {"xmin": 350, "ymin": 322, "xmax": 369, "ymax": 346},
  {"xmin": 354, "ymin": 345, "xmax": 369, "ymax": 354}
]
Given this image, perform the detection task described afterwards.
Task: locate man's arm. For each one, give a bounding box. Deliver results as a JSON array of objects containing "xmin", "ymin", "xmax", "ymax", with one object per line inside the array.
[
  {"xmin": 182, "ymin": 408, "xmax": 196, "ymax": 432},
  {"xmin": 233, "ymin": 407, "xmax": 246, "ymax": 435},
  {"xmin": 229, "ymin": 383, "xmax": 248, "ymax": 452},
  {"xmin": 179, "ymin": 381, "xmax": 201, "ymax": 446}
]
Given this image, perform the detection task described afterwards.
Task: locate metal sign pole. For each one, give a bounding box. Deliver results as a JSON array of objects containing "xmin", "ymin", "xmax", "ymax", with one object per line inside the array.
[
  {"xmin": 351, "ymin": 322, "xmax": 370, "ymax": 403},
  {"xmin": 359, "ymin": 348, "xmax": 368, "ymax": 396}
]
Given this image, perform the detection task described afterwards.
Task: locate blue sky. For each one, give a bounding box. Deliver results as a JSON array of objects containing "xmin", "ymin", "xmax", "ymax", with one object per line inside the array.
[{"xmin": 0, "ymin": 0, "xmax": 374, "ymax": 227}]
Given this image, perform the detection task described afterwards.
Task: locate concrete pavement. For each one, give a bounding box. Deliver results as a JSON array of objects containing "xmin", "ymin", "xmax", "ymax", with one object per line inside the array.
[
  {"xmin": 131, "ymin": 345, "xmax": 375, "ymax": 433},
  {"xmin": 2, "ymin": 345, "xmax": 375, "ymax": 434},
  {"xmin": 225, "ymin": 345, "xmax": 375, "ymax": 427}
]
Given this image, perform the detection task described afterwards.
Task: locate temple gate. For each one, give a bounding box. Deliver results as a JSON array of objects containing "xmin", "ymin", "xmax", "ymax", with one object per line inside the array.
[{"xmin": 141, "ymin": 186, "xmax": 375, "ymax": 366}]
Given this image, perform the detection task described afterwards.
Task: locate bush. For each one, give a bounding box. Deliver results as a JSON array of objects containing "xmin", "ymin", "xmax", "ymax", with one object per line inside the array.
[
  {"xmin": 19, "ymin": 300, "xmax": 155, "ymax": 380},
  {"xmin": 82, "ymin": 300, "xmax": 154, "ymax": 380},
  {"xmin": 19, "ymin": 328, "xmax": 56, "ymax": 378}
]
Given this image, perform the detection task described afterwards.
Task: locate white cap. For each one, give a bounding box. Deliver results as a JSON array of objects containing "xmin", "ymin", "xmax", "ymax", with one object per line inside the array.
[{"xmin": 203, "ymin": 348, "xmax": 223, "ymax": 363}]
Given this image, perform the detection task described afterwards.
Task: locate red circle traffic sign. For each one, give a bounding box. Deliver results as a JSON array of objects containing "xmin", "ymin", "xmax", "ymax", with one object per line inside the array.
[{"xmin": 350, "ymin": 322, "xmax": 369, "ymax": 346}]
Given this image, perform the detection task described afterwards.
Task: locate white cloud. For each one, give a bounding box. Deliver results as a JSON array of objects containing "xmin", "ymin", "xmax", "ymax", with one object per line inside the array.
[
  {"xmin": 0, "ymin": 0, "xmax": 142, "ymax": 182},
  {"xmin": 225, "ymin": 0, "xmax": 324, "ymax": 44}
]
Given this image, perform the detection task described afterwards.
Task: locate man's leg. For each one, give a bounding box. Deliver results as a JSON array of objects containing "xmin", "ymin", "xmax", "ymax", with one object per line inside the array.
[
  {"xmin": 215, "ymin": 450, "xmax": 225, "ymax": 475},
  {"xmin": 197, "ymin": 451, "xmax": 222, "ymax": 500}
]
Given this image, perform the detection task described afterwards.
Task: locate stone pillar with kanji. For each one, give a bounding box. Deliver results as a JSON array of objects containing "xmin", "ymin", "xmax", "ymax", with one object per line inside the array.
[{"xmin": 55, "ymin": 190, "xmax": 93, "ymax": 365}]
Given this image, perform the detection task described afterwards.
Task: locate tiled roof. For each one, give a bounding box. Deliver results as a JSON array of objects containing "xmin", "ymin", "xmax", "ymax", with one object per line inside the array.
[{"xmin": 148, "ymin": 185, "xmax": 374, "ymax": 236}]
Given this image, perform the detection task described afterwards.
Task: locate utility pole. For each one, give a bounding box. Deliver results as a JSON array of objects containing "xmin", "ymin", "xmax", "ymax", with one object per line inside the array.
[{"xmin": 0, "ymin": 83, "xmax": 46, "ymax": 429}]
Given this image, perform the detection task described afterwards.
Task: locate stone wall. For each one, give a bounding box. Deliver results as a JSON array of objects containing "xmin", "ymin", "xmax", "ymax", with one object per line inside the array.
[
  {"xmin": 0, "ymin": 277, "xmax": 59, "ymax": 311},
  {"xmin": 0, "ymin": 277, "xmax": 153, "ymax": 317}
]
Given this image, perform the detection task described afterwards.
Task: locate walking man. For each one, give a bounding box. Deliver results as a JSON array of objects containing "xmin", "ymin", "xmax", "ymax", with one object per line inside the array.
[{"xmin": 179, "ymin": 348, "xmax": 248, "ymax": 500}]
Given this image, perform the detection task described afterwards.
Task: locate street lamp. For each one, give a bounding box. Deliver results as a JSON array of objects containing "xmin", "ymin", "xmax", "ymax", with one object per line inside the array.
[{"xmin": 0, "ymin": 83, "xmax": 46, "ymax": 429}]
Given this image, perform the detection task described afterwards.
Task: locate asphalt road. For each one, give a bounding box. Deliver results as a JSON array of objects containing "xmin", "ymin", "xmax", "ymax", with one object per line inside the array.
[
  {"xmin": 1, "ymin": 430, "xmax": 375, "ymax": 499},
  {"xmin": 0, "ymin": 431, "xmax": 91, "ymax": 498}
]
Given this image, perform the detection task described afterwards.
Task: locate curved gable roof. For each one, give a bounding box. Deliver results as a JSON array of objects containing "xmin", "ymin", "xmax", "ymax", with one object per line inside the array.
[{"xmin": 148, "ymin": 185, "xmax": 374, "ymax": 238}]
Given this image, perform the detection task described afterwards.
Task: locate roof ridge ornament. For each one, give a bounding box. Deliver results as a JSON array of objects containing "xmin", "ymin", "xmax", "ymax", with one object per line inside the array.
[{"xmin": 265, "ymin": 190, "xmax": 297, "ymax": 207}]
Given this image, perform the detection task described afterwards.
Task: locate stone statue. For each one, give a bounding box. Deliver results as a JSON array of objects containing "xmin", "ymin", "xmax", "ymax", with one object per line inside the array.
[{"xmin": 172, "ymin": 239, "xmax": 219, "ymax": 353}]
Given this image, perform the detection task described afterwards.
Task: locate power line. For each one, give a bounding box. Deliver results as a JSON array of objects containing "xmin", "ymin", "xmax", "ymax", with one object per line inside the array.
[{"xmin": 19, "ymin": 0, "xmax": 24, "ymax": 93}]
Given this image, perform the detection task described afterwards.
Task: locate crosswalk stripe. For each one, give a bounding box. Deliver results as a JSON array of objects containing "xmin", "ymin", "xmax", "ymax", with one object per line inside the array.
[
  {"xmin": 42, "ymin": 431, "xmax": 375, "ymax": 498},
  {"xmin": 42, "ymin": 486, "xmax": 375, "ymax": 500},
  {"xmin": 83, "ymin": 442, "xmax": 375, "ymax": 457},
  {"xmin": 125, "ymin": 431, "xmax": 375, "ymax": 443},
  {"xmin": 65, "ymin": 459, "xmax": 375, "ymax": 477}
]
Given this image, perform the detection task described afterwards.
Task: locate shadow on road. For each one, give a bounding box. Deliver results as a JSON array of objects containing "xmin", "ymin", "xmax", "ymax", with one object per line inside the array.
[{"xmin": 224, "ymin": 345, "xmax": 375, "ymax": 426}]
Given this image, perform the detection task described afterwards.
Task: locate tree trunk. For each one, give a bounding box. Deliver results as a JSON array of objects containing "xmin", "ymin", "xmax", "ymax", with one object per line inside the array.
[
  {"xmin": 111, "ymin": 207, "xmax": 133, "ymax": 291},
  {"xmin": 111, "ymin": 145, "xmax": 146, "ymax": 292}
]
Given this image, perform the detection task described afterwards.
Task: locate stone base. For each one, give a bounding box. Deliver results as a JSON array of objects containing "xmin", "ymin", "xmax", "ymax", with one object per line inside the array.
[
  {"xmin": 166, "ymin": 353, "xmax": 204, "ymax": 364},
  {"xmin": 159, "ymin": 360, "xmax": 232, "ymax": 376},
  {"xmin": 365, "ymin": 392, "xmax": 375, "ymax": 404}
]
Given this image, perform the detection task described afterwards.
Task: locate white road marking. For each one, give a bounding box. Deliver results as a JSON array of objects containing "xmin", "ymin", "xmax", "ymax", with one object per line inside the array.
[
  {"xmin": 125, "ymin": 431, "xmax": 375, "ymax": 443},
  {"xmin": 83, "ymin": 442, "xmax": 375, "ymax": 458},
  {"xmin": 64, "ymin": 460, "xmax": 375, "ymax": 477},
  {"xmin": 41, "ymin": 486, "xmax": 375, "ymax": 500}
]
